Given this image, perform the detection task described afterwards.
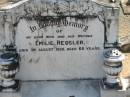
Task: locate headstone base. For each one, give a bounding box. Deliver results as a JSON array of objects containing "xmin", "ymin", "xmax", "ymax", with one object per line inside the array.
[
  {"xmin": 101, "ymin": 78, "xmax": 122, "ymax": 90},
  {"xmin": 100, "ymin": 78, "xmax": 130, "ymax": 97},
  {"xmin": 100, "ymin": 88, "xmax": 126, "ymax": 97},
  {"xmin": 0, "ymin": 80, "xmax": 100, "ymax": 97},
  {"xmin": 0, "ymin": 79, "xmax": 129, "ymax": 97},
  {"xmin": 0, "ymin": 80, "xmax": 20, "ymax": 92}
]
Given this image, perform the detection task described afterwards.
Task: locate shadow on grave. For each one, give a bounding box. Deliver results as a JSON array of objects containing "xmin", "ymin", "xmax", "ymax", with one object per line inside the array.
[{"xmin": 119, "ymin": 43, "xmax": 130, "ymax": 53}]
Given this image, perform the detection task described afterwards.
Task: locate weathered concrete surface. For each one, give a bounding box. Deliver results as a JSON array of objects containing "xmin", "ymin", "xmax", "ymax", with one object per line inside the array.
[
  {"xmin": 100, "ymin": 88, "xmax": 126, "ymax": 97},
  {"xmin": 126, "ymin": 88, "xmax": 130, "ymax": 97},
  {"xmin": 0, "ymin": 80, "xmax": 100, "ymax": 97}
]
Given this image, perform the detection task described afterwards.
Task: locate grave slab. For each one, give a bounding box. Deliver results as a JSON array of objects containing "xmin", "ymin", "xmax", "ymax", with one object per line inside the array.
[{"xmin": 0, "ymin": 80, "xmax": 100, "ymax": 97}]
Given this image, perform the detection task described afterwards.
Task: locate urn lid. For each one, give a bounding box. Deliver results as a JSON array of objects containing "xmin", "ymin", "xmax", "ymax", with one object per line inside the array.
[
  {"xmin": 104, "ymin": 49, "xmax": 125, "ymax": 62},
  {"xmin": 0, "ymin": 53, "xmax": 19, "ymax": 65}
]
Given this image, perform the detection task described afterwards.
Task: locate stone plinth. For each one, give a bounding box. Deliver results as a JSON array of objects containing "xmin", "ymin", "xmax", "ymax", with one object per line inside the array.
[
  {"xmin": 0, "ymin": 80, "xmax": 129, "ymax": 97},
  {"xmin": 100, "ymin": 89, "xmax": 126, "ymax": 97},
  {"xmin": 0, "ymin": 80, "xmax": 100, "ymax": 97}
]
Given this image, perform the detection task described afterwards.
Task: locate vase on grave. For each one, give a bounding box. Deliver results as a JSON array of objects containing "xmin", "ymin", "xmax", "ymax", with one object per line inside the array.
[
  {"xmin": 0, "ymin": 45, "xmax": 20, "ymax": 92},
  {"xmin": 103, "ymin": 49, "xmax": 125, "ymax": 89}
]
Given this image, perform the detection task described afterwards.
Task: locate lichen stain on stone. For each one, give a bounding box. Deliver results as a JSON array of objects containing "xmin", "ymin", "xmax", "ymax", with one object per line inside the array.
[
  {"xmin": 107, "ymin": 19, "xmax": 112, "ymax": 29},
  {"xmin": 35, "ymin": 57, "xmax": 40, "ymax": 63},
  {"xmin": 29, "ymin": 58, "xmax": 32, "ymax": 63},
  {"xmin": 28, "ymin": 57, "xmax": 40, "ymax": 63}
]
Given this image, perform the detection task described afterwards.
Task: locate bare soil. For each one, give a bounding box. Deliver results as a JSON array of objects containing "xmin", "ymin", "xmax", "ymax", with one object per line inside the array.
[{"xmin": 119, "ymin": 6, "xmax": 130, "ymax": 78}]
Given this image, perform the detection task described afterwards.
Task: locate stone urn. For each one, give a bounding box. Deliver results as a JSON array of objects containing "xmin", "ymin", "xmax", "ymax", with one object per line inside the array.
[
  {"xmin": 103, "ymin": 49, "xmax": 125, "ymax": 89},
  {"xmin": 0, "ymin": 52, "xmax": 20, "ymax": 92}
]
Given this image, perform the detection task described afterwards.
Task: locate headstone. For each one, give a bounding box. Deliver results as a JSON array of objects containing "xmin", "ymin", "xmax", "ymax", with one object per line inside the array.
[{"xmin": 0, "ymin": 0, "xmax": 119, "ymax": 80}]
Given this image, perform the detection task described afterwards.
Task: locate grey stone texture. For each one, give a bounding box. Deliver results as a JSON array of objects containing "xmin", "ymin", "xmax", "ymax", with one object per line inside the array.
[{"xmin": 0, "ymin": 80, "xmax": 100, "ymax": 97}]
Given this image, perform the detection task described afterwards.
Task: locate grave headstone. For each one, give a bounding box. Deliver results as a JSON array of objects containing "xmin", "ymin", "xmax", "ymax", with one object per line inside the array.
[{"xmin": 0, "ymin": 0, "xmax": 119, "ymax": 81}]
